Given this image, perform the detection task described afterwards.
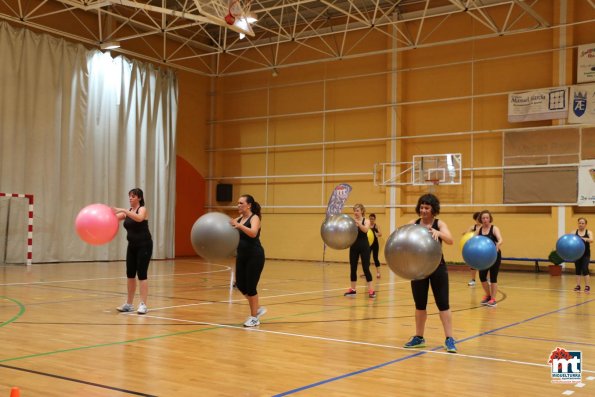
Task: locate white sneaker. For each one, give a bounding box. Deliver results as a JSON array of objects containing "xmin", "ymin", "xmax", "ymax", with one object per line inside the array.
[
  {"xmin": 468, "ymin": 280, "xmax": 476, "ymax": 287},
  {"xmin": 117, "ymin": 303, "xmax": 134, "ymax": 312},
  {"xmin": 137, "ymin": 302, "xmax": 148, "ymax": 315},
  {"xmin": 256, "ymin": 306, "xmax": 267, "ymax": 319},
  {"xmin": 243, "ymin": 316, "xmax": 260, "ymax": 327}
]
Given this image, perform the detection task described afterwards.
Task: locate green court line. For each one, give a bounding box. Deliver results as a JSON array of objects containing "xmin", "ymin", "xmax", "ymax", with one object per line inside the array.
[
  {"xmin": 0, "ymin": 293, "xmax": 392, "ymax": 364},
  {"xmin": 0, "ymin": 296, "xmax": 26, "ymax": 328},
  {"xmin": 0, "ymin": 323, "xmax": 224, "ymax": 363}
]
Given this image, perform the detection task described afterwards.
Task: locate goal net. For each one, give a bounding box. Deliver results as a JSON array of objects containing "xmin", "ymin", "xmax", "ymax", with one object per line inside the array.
[{"xmin": 0, "ymin": 193, "xmax": 33, "ymax": 265}]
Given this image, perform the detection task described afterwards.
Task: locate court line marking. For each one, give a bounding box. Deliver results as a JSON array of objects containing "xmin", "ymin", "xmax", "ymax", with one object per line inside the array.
[
  {"xmin": 0, "ymin": 363, "xmax": 157, "ymax": 397},
  {"xmin": 0, "ymin": 267, "xmax": 231, "ymax": 287},
  {"xmin": 269, "ymin": 297, "xmax": 595, "ymax": 396}
]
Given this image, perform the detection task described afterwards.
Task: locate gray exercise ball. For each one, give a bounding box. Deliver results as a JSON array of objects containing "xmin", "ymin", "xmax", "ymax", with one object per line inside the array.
[
  {"xmin": 384, "ymin": 224, "xmax": 442, "ymax": 280},
  {"xmin": 321, "ymin": 214, "xmax": 358, "ymax": 250},
  {"xmin": 191, "ymin": 212, "xmax": 239, "ymax": 262}
]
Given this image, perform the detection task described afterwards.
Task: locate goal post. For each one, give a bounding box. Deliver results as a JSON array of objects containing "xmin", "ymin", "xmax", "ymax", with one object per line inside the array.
[{"xmin": 0, "ymin": 193, "xmax": 33, "ymax": 266}]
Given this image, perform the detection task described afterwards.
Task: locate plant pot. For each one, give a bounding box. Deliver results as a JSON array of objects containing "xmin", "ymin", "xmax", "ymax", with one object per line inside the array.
[{"xmin": 548, "ymin": 265, "xmax": 562, "ymax": 276}]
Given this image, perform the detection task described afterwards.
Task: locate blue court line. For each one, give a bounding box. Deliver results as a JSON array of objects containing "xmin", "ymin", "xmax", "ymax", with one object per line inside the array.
[{"xmin": 273, "ymin": 297, "xmax": 595, "ymax": 396}]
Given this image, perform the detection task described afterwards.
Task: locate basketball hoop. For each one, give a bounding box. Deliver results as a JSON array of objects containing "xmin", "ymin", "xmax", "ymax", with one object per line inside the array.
[{"xmin": 426, "ymin": 179, "xmax": 440, "ymax": 193}]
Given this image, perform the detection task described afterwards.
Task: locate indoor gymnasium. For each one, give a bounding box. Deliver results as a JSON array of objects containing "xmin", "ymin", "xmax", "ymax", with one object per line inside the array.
[{"xmin": 1, "ymin": 0, "xmax": 595, "ymax": 396}]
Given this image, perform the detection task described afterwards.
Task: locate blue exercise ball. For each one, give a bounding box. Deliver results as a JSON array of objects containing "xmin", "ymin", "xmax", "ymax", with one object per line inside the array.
[
  {"xmin": 462, "ymin": 235, "xmax": 497, "ymax": 270},
  {"xmin": 556, "ymin": 234, "xmax": 585, "ymax": 262}
]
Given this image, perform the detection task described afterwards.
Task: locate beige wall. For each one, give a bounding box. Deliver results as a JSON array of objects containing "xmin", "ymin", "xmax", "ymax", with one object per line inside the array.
[{"xmin": 199, "ymin": 1, "xmax": 595, "ymax": 266}]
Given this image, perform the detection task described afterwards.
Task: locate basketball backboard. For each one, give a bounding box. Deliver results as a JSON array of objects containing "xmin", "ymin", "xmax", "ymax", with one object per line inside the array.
[
  {"xmin": 194, "ymin": 0, "xmax": 256, "ymax": 37},
  {"xmin": 412, "ymin": 153, "xmax": 462, "ymax": 185}
]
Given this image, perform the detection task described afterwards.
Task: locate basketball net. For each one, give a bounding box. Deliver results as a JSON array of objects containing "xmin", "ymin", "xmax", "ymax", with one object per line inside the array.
[
  {"xmin": 223, "ymin": 0, "xmax": 255, "ymax": 37},
  {"xmin": 427, "ymin": 179, "xmax": 440, "ymax": 194}
]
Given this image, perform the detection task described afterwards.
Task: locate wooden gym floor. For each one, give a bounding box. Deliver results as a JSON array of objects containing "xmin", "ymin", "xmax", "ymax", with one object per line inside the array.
[{"xmin": 0, "ymin": 258, "xmax": 593, "ymax": 396}]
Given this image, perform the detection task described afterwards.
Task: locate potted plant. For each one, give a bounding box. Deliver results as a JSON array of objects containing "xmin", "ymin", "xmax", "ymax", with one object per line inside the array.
[{"xmin": 548, "ymin": 250, "xmax": 564, "ymax": 276}]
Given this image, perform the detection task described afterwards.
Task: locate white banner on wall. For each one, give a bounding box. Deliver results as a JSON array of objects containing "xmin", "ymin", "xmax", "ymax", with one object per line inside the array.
[
  {"xmin": 578, "ymin": 160, "xmax": 595, "ymax": 206},
  {"xmin": 577, "ymin": 43, "xmax": 595, "ymax": 84},
  {"xmin": 508, "ymin": 87, "xmax": 568, "ymax": 122},
  {"xmin": 568, "ymin": 83, "xmax": 595, "ymax": 124}
]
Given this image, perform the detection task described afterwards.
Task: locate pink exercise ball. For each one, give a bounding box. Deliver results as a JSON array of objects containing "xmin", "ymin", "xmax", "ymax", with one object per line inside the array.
[{"xmin": 75, "ymin": 203, "xmax": 119, "ymax": 245}]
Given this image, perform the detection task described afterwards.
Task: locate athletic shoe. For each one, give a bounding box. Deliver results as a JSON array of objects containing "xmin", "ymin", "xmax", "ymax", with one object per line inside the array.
[
  {"xmin": 574, "ymin": 285, "xmax": 581, "ymax": 292},
  {"xmin": 256, "ymin": 306, "xmax": 267, "ymax": 319},
  {"xmin": 243, "ymin": 316, "xmax": 260, "ymax": 327},
  {"xmin": 404, "ymin": 336, "xmax": 426, "ymax": 348},
  {"xmin": 480, "ymin": 295, "xmax": 491, "ymax": 305},
  {"xmin": 444, "ymin": 337, "xmax": 457, "ymax": 353},
  {"xmin": 376, "ymin": 271, "xmax": 381, "ymax": 279},
  {"xmin": 137, "ymin": 302, "xmax": 148, "ymax": 315},
  {"xmin": 486, "ymin": 299, "xmax": 497, "ymax": 307},
  {"xmin": 368, "ymin": 290, "xmax": 376, "ymax": 298},
  {"xmin": 344, "ymin": 289, "xmax": 357, "ymax": 297},
  {"xmin": 468, "ymin": 279, "xmax": 476, "ymax": 287},
  {"xmin": 117, "ymin": 303, "xmax": 134, "ymax": 312},
  {"xmin": 585, "ymin": 286, "xmax": 591, "ymax": 294}
]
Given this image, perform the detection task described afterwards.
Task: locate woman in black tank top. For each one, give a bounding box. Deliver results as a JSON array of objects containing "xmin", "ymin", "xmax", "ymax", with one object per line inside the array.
[
  {"xmin": 573, "ymin": 217, "xmax": 592, "ymax": 293},
  {"xmin": 476, "ymin": 210, "xmax": 503, "ymax": 307},
  {"xmin": 113, "ymin": 188, "xmax": 153, "ymax": 315},
  {"xmin": 230, "ymin": 194, "xmax": 266, "ymax": 327},
  {"xmin": 343, "ymin": 204, "xmax": 375, "ymax": 298},
  {"xmin": 403, "ymin": 194, "xmax": 457, "ymax": 353}
]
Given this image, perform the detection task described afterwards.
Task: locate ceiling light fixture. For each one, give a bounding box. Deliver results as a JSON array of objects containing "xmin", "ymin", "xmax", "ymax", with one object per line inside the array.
[{"xmin": 100, "ymin": 41, "xmax": 121, "ymax": 50}]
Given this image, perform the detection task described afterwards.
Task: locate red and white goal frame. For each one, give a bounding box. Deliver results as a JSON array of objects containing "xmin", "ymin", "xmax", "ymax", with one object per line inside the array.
[{"xmin": 0, "ymin": 193, "xmax": 33, "ymax": 265}]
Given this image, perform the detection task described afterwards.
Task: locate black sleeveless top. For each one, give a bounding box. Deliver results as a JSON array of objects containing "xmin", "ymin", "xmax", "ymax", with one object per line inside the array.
[
  {"xmin": 356, "ymin": 217, "xmax": 368, "ymax": 242},
  {"xmin": 575, "ymin": 229, "xmax": 591, "ymax": 257},
  {"xmin": 415, "ymin": 218, "xmax": 445, "ymax": 265},
  {"xmin": 478, "ymin": 225, "xmax": 499, "ymax": 252},
  {"xmin": 123, "ymin": 207, "xmax": 152, "ymax": 245},
  {"xmin": 237, "ymin": 214, "xmax": 263, "ymax": 252}
]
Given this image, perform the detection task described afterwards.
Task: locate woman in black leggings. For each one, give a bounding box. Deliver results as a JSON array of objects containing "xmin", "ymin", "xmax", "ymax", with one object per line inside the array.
[
  {"xmin": 403, "ymin": 194, "xmax": 456, "ymax": 353},
  {"xmin": 573, "ymin": 217, "xmax": 592, "ymax": 293},
  {"xmin": 476, "ymin": 210, "xmax": 503, "ymax": 307},
  {"xmin": 344, "ymin": 204, "xmax": 376, "ymax": 298},
  {"xmin": 369, "ymin": 213, "xmax": 382, "ymax": 278},
  {"xmin": 113, "ymin": 188, "xmax": 153, "ymax": 315},
  {"xmin": 230, "ymin": 194, "xmax": 266, "ymax": 327}
]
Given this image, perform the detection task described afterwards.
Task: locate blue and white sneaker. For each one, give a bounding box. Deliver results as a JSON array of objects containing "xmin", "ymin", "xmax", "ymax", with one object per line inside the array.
[
  {"xmin": 444, "ymin": 337, "xmax": 457, "ymax": 353},
  {"xmin": 243, "ymin": 316, "xmax": 260, "ymax": 327},
  {"xmin": 404, "ymin": 336, "xmax": 426, "ymax": 348}
]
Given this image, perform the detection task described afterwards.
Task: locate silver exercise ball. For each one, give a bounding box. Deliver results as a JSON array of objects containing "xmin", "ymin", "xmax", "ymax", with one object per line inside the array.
[
  {"xmin": 384, "ymin": 224, "xmax": 442, "ymax": 280},
  {"xmin": 321, "ymin": 214, "xmax": 358, "ymax": 250},
  {"xmin": 191, "ymin": 212, "xmax": 239, "ymax": 262}
]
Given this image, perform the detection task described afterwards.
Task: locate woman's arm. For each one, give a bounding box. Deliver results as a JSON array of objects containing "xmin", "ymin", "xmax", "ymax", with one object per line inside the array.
[
  {"xmin": 375, "ymin": 224, "xmax": 382, "ymax": 237},
  {"xmin": 435, "ymin": 220, "xmax": 454, "ymax": 245},
  {"xmin": 493, "ymin": 225, "xmax": 503, "ymax": 250},
  {"xmin": 355, "ymin": 217, "xmax": 369, "ymax": 233},
  {"xmin": 113, "ymin": 207, "xmax": 147, "ymax": 222}
]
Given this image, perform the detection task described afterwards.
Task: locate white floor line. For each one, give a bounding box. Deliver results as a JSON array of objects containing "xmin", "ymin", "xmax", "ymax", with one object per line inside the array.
[{"xmin": 139, "ymin": 313, "xmax": 595, "ymax": 373}]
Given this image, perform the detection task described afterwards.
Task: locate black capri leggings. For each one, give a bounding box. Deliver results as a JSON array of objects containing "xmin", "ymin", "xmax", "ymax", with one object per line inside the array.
[
  {"xmin": 479, "ymin": 251, "xmax": 501, "ymax": 283},
  {"xmin": 370, "ymin": 241, "xmax": 381, "ymax": 267},
  {"xmin": 236, "ymin": 247, "xmax": 265, "ymax": 297},
  {"xmin": 126, "ymin": 241, "xmax": 153, "ymax": 280},
  {"xmin": 575, "ymin": 254, "xmax": 591, "ymax": 276},
  {"xmin": 350, "ymin": 238, "xmax": 372, "ymax": 282},
  {"xmin": 411, "ymin": 261, "xmax": 449, "ymax": 311}
]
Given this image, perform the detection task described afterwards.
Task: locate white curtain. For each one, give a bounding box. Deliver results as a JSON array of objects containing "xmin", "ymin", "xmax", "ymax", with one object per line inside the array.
[{"xmin": 0, "ymin": 22, "xmax": 177, "ymax": 262}]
